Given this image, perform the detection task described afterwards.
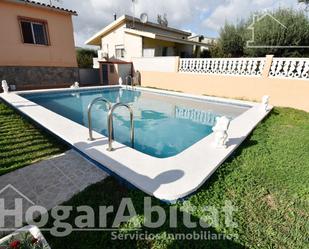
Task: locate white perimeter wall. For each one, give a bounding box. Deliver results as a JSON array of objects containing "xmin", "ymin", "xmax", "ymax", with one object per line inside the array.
[{"xmin": 132, "ymin": 56, "xmax": 179, "ymax": 73}]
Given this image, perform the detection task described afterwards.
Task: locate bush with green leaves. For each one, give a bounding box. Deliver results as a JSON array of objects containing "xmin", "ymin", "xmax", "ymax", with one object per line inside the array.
[
  {"xmin": 76, "ymin": 48, "xmax": 97, "ymax": 68},
  {"xmin": 218, "ymin": 22, "xmax": 246, "ymax": 57}
]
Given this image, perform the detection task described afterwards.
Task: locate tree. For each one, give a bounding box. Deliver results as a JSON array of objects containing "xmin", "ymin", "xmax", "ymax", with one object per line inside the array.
[
  {"xmin": 245, "ymin": 8, "xmax": 309, "ymax": 57},
  {"xmin": 209, "ymin": 43, "xmax": 224, "ymax": 58},
  {"xmin": 212, "ymin": 22, "xmax": 246, "ymax": 57},
  {"xmin": 76, "ymin": 48, "xmax": 97, "ymax": 68},
  {"xmin": 211, "ymin": 8, "xmax": 309, "ymax": 58}
]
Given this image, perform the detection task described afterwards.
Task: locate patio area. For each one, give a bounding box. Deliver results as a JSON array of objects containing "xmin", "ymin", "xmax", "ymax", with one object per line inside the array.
[{"xmin": 0, "ymin": 149, "xmax": 107, "ymax": 230}]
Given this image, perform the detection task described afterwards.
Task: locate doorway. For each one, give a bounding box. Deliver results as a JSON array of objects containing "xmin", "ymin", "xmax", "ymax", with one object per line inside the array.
[{"xmin": 101, "ymin": 64, "xmax": 109, "ymax": 85}]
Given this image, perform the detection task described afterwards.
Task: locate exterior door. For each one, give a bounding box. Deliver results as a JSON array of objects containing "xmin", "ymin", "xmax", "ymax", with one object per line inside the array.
[{"xmin": 101, "ymin": 64, "xmax": 109, "ymax": 85}]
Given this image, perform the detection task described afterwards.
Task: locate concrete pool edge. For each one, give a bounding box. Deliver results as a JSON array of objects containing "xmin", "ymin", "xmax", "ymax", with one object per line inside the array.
[{"xmin": 0, "ymin": 86, "xmax": 272, "ymax": 202}]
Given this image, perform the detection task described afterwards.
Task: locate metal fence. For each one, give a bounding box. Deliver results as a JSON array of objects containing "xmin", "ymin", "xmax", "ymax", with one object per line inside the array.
[{"xmin": 79, "ymin": 68, "xmax": 100, "ymax": 85}]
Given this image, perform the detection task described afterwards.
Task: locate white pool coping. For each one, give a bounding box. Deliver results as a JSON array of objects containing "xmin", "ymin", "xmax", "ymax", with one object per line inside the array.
[{"xmin": 0, "ymin": 86, "xmax": 272, "ymax": 203}]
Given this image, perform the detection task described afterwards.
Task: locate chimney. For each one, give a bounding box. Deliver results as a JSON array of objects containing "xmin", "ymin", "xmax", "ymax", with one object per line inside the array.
[{"xmin": 113, "ymin": 13, "xmax": 117, "ymax": 21}]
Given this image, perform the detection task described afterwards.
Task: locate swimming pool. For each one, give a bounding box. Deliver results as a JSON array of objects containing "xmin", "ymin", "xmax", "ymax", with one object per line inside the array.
[
  {"xmin": 1, "ymin": 86, "xmax": 271, "ymax": 202},
  {"xmin": 22, "ymin": 88, "xmax": 249, "ymax": 158}
]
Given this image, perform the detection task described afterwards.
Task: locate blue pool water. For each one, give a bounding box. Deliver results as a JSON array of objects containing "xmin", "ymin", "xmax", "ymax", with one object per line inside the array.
[{"xmin": 22, "ymin": 88, "xmax": 248, "ymax": 158}]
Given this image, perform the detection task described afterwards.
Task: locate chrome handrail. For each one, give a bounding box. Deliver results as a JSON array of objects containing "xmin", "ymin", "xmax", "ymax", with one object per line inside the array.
[
  {"xmin": 125, "ymin": 75, "xmax": 132, "ymax": 89},
  {"xmin": 107, "ymin": 103, "xmax": 134, "ymax": 151},
  {"xmin": 87, "ymin": 97, "xmax": 112, "ymax": 141}
]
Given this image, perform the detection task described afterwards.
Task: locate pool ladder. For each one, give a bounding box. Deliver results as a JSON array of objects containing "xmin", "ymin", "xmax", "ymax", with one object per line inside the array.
[
  {"xmin": 87, "ymin": 98, "xmax": 134, "ymax": 152},
  {"xmin": 107, "ymin": 103, "xmax": 134, "ymax": 151},
  {"xmin": 125, "ymin": 75, "xmax": 136, "ymax": 90},
  {"xmin": 125, "ymin": 75, "xmax": 132, "ymax": 89},
  {"xmin": 87, "ymin": 97, "xmax": 112, "ymax": 141}
]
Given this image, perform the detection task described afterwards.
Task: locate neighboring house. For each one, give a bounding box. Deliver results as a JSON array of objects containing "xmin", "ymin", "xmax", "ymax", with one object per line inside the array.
[
  {"xmin": 85, "ymin": 14, "xmax": 206, "ymax": 85},
  {"xmin": 0, "ymin": 0, "xmax": 78, "ymax": 90},
  {"xmin": 189, "ymin": 35, "xmax": 217, "ymax": 57},
  {"xmin": 86, "ymin": 15, "xmax": 207, "ymax": 64}
]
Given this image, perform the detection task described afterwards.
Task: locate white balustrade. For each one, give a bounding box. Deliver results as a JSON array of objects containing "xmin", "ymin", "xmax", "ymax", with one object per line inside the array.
[
  {"xmin": 179, "ymin": 58, "xmax": 266, "ymax": 77},
  {"xmin": 269, "ymin": 58, "xmax": 309, "ymax": 80}
]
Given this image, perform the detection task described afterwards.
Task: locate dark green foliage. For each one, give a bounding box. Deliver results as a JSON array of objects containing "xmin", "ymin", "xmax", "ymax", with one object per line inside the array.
[
  {"xmin": 212, "ymin": 8, "xmax": 309, "ymax": 57},
  {"xmin": 76, "ymin": 48, "xmax": 97, "ymax": 68},
  {"xmin": 209, "ymin": 43, "xmax": 225, "ymax": 58},
  {"xmin": 219, "ymin": 23, "xmax": 246, "ymax": 57}
]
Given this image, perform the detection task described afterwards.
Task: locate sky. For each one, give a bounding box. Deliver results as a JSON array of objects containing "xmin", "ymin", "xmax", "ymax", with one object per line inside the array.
[{"xmin": 40, "ymin": 0, "xmax": 304, "ymax": 47}]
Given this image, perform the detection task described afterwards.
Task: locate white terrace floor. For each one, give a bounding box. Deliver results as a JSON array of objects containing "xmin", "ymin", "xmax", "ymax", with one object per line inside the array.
[{"xmin": 0, "ymin": 150, "xmax": 108, "ymax": 231}]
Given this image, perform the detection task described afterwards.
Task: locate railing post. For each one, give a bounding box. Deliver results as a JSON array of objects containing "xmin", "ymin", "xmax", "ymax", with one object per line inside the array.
[
  {"xmin": 175, "ymin": 56, "xmax": 180, "ymax": 72},
  {"xmin": 262, "ymin": 55, "xmax": 274, "ymax": 78}
]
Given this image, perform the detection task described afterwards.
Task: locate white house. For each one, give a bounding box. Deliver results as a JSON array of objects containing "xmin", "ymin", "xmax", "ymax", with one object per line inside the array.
[{"xmin": 86, "ymin": 15, "xmax": 207, "ymax": 65}]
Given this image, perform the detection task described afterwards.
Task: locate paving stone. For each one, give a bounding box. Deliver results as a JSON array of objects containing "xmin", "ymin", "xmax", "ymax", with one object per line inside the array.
[{"xmin": 0, "ymin": 150, "xmax": 108, "ymax": 233}]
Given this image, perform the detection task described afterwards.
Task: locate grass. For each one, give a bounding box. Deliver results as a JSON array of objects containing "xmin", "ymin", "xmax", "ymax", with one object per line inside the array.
[
  {"xmin": 0, "ymin": 101, "xmax": 68, "ymax": 175},
  {"xmin": 0, "ymin": 99, "xmax": 308, "ymax": 248},
  {"xmin": 41, "ymin": 107, "xmax": 309, "ymax": 249}
]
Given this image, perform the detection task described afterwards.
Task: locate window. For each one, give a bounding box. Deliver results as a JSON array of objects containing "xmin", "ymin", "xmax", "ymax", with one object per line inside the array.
[
  {"xmin": 162, "ymin": 47, "xmax": 168, "ymax": 56},
  {"xmin": 19, "ymin": 18, "xmax": 49, "ymax": 45},
  {"xmin": 115, "ymin": 45, "xmax": 125, "ymax": 58},
  {"xmin": 143, "ymin": 48, "xmax": 155, "ymax": 57}
]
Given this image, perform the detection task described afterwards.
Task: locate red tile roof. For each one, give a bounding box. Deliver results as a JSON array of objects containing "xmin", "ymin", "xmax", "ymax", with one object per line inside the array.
[{"xmin": 15, "ymin": 0, "xmax": 77, "ymax": 15}]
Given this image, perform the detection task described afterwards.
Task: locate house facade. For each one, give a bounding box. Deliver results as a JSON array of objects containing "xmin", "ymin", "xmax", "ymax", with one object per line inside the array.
[
  {"xmin": 0, "ymin": 0, "xmax": 78, "ymax": 90},
  {"xmin": 86, "ymin": 15, "xmax": 206, "ymax": 65},
  {"xmin": 86, "ymin": 15, "xmax": 206, "ymax": 85}
]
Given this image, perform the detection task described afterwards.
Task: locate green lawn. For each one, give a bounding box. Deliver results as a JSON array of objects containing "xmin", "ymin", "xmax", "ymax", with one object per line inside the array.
[
  {"xmin": 0, "ymin": 101, "xmax": 67, "ymax": 175},
  {"xmin": 0, "ymin": 100, "xmax": 308, "ymax": 248}
]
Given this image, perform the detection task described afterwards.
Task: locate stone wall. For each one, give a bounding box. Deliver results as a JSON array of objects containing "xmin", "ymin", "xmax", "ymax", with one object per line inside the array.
[{"xmin": 0, "ymin": 66, "xmax": 79, "ymax": 91}]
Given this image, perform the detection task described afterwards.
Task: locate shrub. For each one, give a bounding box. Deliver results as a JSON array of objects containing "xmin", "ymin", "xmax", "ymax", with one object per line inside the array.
[
  {"xmin": 76, "ymin": 48, "xmax": 97, "ymax": 68},
  {"xmin": 212, "ymin": 8, "xmax": 309, "ymax": 58}
]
